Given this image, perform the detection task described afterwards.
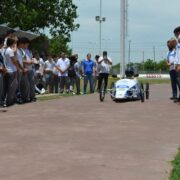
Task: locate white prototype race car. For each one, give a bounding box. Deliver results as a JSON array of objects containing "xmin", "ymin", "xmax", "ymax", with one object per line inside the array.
[
  {"xmin": 109, "ymin": 78, "xmax": 149, "ymax": 102},
  {"xmin": 99, "ymin": 67, "xmax": 149, "ymax": 102}
]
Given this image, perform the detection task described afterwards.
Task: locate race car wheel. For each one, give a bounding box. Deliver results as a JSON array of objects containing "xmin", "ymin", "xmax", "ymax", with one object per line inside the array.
[
  {"xmin": 99, "ymin": 80, "xmax": 105, "ymax": 102},
  {"xmin": 140, "ymin": 83, "xmax": 144, "ymax": 102},
  {"xmin": 110, "ymin": 82, "xmax": 115, "ymax": 99},
  {"xmin": 145, "ymin": 83, "xmax": 149, "ymax": 99}
]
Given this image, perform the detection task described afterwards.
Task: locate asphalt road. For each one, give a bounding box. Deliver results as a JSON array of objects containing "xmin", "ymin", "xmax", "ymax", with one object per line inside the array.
[{"xmin": 0, "ymin": 84, "xmax": 180, "ymax": 180}]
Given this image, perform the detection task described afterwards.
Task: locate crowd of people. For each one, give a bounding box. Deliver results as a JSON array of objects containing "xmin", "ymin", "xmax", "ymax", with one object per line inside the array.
[
  {"xmin": 0, "ymin": 29, "xmax": 113, "ymax": 107},
  {"xmin": 2, "ymin": 25, "xmax": 180, "ymax": 107},
  {"xmin": 167, "ymin": 26, "xmax": 180, "ymax": 104}
]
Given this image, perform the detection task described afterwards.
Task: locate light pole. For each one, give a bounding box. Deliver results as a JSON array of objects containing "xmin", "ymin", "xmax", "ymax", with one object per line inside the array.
[
  {"xmin": 128, "ymin": 40, "xmax": 131, "ymax": 66},
  {"xmin": 95, "ymin": 0, "xmax": 106, "ymax": 55},
  {"xmin": 120, "ymin": 0, "xmax": 127, "ymax": 78},
  {"xmin": 153, "ymin": 46, "xmax": 156, "ymax": 72},
  {"xmin": 142, "ymin": 51, "xmax": 145, "ymax": 72}
]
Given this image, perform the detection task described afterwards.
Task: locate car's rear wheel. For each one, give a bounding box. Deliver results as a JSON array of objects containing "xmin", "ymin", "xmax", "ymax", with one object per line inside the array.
[
  {"xmin": 110, "ymin": 82, "xmax": 115, "ymax": 99},
  {"xmin": 145, "ymin": 83, "xmax": 149, "ymax": 99},
  {"xmin": 140, "ymin": 83, "xmax": 144, "ymax": 102},
  {"xmin": 99, "ymin": 80, "xmax": 105, "ymax": 102}
]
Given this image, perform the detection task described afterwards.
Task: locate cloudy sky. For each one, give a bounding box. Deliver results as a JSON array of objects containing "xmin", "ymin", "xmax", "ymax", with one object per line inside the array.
[{"xmin": 71, "ymin": 0, "xmax": 180, "ymax": 65}]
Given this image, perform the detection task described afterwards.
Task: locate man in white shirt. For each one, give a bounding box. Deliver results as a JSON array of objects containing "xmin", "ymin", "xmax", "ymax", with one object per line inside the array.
[
  {"xmin": 21, "ymin": 37, "xmax": 36, "ymax": 102},
  {"xmin": 166, "ymin": 38, "xmax": 179, "ymax": 100},
  {"xmin": 44, "ymin": 54, "xmax": 55, "ymax": 93},
  {"xmin": 16, "ymin": 39, "xmax": 28, "ymax": 103},
  {"xmin": 3, "ymin": 38, "xmax": 19, "ymax": 106},
  {"xmin": 56, "ymin": 52, "xmax": 70, "ymax": 93},
  {"xmin": 173, "ymin": 26, "xmax": 180, "ymax": 102},
  {"xmin": 52, "ymin": 55, "xmax": 59, "ymax": 93},
  {"xmin": 97, "ymin": 51, "xmax": 112, "ymax": 93}
]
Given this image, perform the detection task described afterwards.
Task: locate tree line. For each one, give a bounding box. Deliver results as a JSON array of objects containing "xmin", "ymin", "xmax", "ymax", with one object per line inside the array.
[{"xmin": 112, "ymin": 59, "xmax": 169, "ymax": 74}]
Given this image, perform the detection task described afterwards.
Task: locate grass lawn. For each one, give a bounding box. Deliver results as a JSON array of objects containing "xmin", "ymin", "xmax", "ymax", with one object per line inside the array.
[{"xmin": 169, "ymin": 149, "xmax": 180, "ymax": 180}]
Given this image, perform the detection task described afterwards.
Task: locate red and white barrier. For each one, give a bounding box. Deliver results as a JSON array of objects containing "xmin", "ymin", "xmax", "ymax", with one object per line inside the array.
[
  {"xmin": 139, "ymin": 74, "xmax": 170, "ymax": 79},
  {"xmin": 117, "ymin": 74, "xmax": 170, "ymax": 79}
]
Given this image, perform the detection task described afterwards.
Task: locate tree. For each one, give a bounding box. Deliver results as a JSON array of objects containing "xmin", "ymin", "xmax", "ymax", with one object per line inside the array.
[
  {"xmin": 143, "ymin": 59, "xmax": 157, "ymax": 72},
  {"xmin": 0, "ymin": 0, "xmax": 79, "ymax": 40},
  {"xmin": 30, "ymin": 34, "xmax": 49, "ymax": 56},
  {"xmin": 49, "ymin": 35, "xmax": 72, "ymax": 56},
  {"xmin": 157, "ymin": 59, "xmax": 168, "ymax": 72}
]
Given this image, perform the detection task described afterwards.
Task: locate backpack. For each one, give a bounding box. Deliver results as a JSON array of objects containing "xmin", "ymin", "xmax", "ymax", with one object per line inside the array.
[{"xmin": 68, "ymin": 64, "xmax": 76, "ymax": 77}]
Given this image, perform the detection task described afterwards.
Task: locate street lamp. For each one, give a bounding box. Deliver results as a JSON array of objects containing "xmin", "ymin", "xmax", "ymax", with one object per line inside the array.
[{"xmin": 95, "ymin": 0, "xmax": 106, "ymax": 55}]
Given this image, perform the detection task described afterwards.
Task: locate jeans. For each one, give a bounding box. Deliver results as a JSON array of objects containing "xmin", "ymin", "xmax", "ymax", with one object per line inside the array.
[
  {"xmin": 98, "ymin": 73, "xmax": 109, "ymax": 91},
  {"xmin": 59, "ymin": 76, "xmax": 70, "ymax": 93},
  {"xmin": 20, "ymin": 73, "xmax": 30, "ymax": 102},
  {"xmin": 176, "ymin": 70, "xmax": 180, "ymax": 97},
  {"xmin": 169, "ymin": 70, "xmax": 178, "ymax": 98},
  {"xmin": 84, "ymin": 74, "xmax": 93, "ymax": 94},
  {"xmin": 27, "ymin": 70, "xmax": 35, "ymax": 100},
  {"xmin": 0, "ymin": 73, "xmax": 3, "ymax": 105},
  {"xmin": 5, "ymin": 72, "xmax": 17, "ymax": 106},
  {"xmin": 93, "ymin": 76, "xmax": 99, "ymax": 92},
  {"xmin": 69, "ymin": 76, "xmax": 81, "ymax": 94},
  {"xmin": 53, "ymin": 74, "xmax": 59, "ymax": 93},
  {"xmin": 45, "ymin": 73, "xmax": 53, "ymax": 93}
]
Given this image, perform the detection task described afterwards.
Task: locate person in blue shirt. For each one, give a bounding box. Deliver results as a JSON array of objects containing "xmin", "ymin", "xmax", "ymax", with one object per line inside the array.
[{"xmin": 82, "ymin": 53, "xmax": 95, "ymax": 94}]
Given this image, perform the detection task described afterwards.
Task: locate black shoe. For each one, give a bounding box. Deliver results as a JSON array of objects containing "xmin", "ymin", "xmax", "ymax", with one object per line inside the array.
[
  {"xmin": 170, "ymin": 96, "xmax": 177, "ymax": 100},
  {"xmin": 32, "ymin": 97, "xmax": 37, "ymax": 102}
]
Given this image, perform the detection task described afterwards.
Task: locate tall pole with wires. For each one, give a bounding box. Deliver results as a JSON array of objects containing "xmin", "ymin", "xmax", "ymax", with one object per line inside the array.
[
  {"xmin": 120, "ymin": 0, "xmax": 127, "ymax": 78},
  {"xmin": 128, "ymin": 40, "xmax": 131, "ymax": 66},
  {"xmin": 95, "ymin": 0, "xmax": 106, "ymax": 55},
  {"xmin": 153, "ymin": 46, "xmax": 156, "ymax": 72}
]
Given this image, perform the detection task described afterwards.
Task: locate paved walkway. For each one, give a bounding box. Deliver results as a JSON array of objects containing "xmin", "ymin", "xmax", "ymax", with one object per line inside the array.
[{"xmin": 0, "ymin": 84, "xmax": 180, "ymax": 180}]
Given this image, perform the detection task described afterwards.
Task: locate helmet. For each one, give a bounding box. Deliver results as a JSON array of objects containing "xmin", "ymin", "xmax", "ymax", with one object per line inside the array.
[{"xmin": 125, "ymin": 67, "xmax": 134, "ymax": 77}]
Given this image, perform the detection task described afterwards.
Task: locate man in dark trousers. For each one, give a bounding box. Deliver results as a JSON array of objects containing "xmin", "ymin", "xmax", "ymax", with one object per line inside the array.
[
  {"xmin": 97, "ymin": 51, "xmax": 112, "ymax": 93},
  {"xmin": 0, "ymin": 37, "xmax": 6, "ymax": 106}
]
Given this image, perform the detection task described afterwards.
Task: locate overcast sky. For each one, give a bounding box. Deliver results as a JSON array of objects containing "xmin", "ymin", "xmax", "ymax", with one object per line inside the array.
[{"xmin": 71, "ymin": 0, "xmax": 180, "ymax": 64}]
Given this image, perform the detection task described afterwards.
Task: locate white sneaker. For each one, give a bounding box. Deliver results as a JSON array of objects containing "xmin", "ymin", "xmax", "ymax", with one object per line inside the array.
[{"xmin": 40, "ymin": 88, "xmax": 46, "ymax": 94}]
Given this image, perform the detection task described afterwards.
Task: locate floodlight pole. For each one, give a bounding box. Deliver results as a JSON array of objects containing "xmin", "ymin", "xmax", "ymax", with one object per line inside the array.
[
  {"xmin": 120, "ymin": 0, "xmax": 126, "ymax": 78},
  {"xmin": 99, "ymin": 0, "xmax": 102, "ymax": 55},
  {"xmin": 95, "ymin": 0, "xmax": 106, "ymax": 55}
]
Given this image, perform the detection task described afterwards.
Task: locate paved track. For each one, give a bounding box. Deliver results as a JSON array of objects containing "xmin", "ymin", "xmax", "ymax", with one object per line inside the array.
[{"xmin": 0, "ymin": 84, "xmax": 180, "ymax": 180}]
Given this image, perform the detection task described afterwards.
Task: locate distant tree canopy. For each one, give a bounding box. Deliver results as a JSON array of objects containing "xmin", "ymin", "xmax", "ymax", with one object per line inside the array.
[
  {"xmin": 0, "ymin": 0, "xmax": 79, "ymax": 40},
  {"xmin": 112, "ymin": 59, "xmax": 169, "ymax": 74},
  {"xmin": 0, "ymin": 0, "xmax": 79, "ymax": 56}
]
